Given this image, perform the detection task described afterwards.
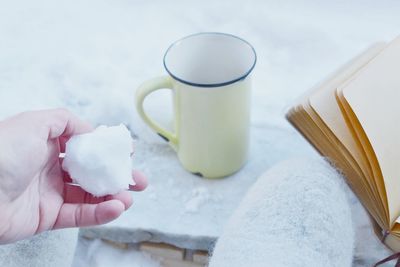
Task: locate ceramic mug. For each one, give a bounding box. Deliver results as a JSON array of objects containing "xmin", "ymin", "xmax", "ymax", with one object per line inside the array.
[{"xmin": 135, "ymin": 32, "xmax": 256, "ymax": 178}]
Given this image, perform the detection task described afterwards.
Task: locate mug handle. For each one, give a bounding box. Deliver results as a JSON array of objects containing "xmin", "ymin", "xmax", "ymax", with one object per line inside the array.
[{"xmin": 135, "ymin": 76, "xmax": 178, "ymax": 149}]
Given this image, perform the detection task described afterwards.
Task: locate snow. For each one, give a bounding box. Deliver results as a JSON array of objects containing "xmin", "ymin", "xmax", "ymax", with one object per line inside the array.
[
  {"xmin": 184, "ymin": 187, "xmax": 213, "ymax": 213},
  {"xmin": 62, "ymin": 124, "xmax": 134, "ymax": 197},
  {"xmin": 72, "ymin": 237, "xmax": 160, "ymax": 267},
  {"xmin": 0, "ymin": 229, "xmax": 78, "ymax": 267},
  {"xmin": 0, "ymin": 0, "xmax": 399, "ymax": 266}
]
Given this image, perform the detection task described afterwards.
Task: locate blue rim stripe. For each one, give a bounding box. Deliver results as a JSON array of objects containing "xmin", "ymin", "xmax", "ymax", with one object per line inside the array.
[{"xmin": 163, "ymin": 32, "xmax": 257, "ymax": 88}]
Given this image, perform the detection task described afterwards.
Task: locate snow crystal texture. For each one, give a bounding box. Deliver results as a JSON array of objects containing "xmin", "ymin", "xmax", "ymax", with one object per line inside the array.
[
  {"xmin": 62, "ymin": 124, "xmax": 134, "ymax": 197},
  {"xmin": 0, "ymin": 229, "xmax": 78, "ymax": 267},
  {"xmin": 209, "ymin": 158, "xmax": 354, "ymax": 267},
  {"xmin": 72, "ymin": 238, "xmax": 160, "ymax": 267}
]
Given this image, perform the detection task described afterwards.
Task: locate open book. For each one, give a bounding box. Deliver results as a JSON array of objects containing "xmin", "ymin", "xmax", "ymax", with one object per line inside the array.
[{"xmin": 286, "ymin": 36, "xmax": 400, "ymax": 251}]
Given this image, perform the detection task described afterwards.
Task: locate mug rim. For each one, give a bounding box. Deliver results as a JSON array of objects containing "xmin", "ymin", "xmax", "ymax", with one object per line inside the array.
[{"xmin": 163, "ymin": 32, "xmax": 257, "ymax": 88}]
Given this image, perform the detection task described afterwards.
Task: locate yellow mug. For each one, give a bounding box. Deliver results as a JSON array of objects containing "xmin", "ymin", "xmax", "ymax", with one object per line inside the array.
[{"xmin": 135, "ymin": 32, "xmax": 256, "ymax": 178}]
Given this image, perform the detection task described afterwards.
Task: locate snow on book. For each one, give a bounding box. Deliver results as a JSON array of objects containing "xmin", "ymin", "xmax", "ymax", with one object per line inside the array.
[{"xmin": 286, "ymin": 36, "xmax": 400, "ymax": 252}]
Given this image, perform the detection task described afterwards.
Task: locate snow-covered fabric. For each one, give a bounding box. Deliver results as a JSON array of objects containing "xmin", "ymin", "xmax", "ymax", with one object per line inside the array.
[
  {"xmin": 209, "ymin": 158, "xmax": 354, "ymax": 267},
  {"xmin": 0, "ymin": 229, "xmax": 78, "ymax": 267}
]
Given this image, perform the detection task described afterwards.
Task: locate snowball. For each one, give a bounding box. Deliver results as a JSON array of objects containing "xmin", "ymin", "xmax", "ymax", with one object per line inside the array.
[{"xmin": 62, "ymin": 124, "xmax": 134, "ymax": 197}]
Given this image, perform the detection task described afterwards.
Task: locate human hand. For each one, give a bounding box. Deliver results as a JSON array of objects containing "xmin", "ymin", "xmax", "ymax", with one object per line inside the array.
[{"xmin": 0, "ymin": 109, "xmax": 147, "ymax": 244}]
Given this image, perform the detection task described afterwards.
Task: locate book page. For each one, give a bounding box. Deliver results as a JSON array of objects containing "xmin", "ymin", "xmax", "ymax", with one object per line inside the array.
[
  {"xmin": 310, "ymin": 43, "xmax": 388, "ymax": 221},
  {"xmin": 287, "ymin": 44, "xmax": 388, "ymax": 227},
  {"xmin": 339, "ymin": 36, "xmax": 400, "ymax": 226},
  {"xmin": 310, "ymin": 44, "xmax": 384, "ymax": 180}
]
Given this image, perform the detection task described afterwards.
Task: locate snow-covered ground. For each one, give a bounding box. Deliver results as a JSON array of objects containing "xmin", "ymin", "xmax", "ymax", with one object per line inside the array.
[
  {"xmin": 73, "ymin": 237, "xmax": 161, "ymax": 267},
  {"xmin": 1, "ymin": 0, "xmax": 400, "ymax": 266}
]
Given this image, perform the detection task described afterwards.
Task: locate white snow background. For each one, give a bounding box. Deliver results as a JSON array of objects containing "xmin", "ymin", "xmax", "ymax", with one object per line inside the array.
[{"xmin": 1, "ymin": 0, "xmax": 400, "ymax": 266}]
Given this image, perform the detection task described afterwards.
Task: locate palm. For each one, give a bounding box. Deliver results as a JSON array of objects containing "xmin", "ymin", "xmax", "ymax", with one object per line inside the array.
[{"xmin": 0, "ymin": 136, "xmax": 64, "ymax": 242}]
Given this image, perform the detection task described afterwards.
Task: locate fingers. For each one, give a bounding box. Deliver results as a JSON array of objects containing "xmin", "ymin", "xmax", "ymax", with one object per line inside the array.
[
  {"xmin": 48, "ymin": 109, "xmax": 93, "ymax": 152},
  {"xmin": 47, "ymin": 108, "xmax": 93, "ymax": 139},
  {"xmin": 64, "ymin": 171, "xmax": 147, "ymax": 209},
  {"xmin": 64, "ymin": 169, "xmax": 147, "ymax": 196},
  {"xmin": 130, "ymin": 170, "xmax": 148, "ymax": 191},
  {"xmin": 63, "ymin": 183, "xmax": 133, "ymax": 209},
  {"xmin": 26, "ymin": 109, "xmax": 93, "ymax": 151},
  {"xmin": 53, "ymin": 200, "xmax": 125, "ymax": 229},
  {"xmin": 105, "ymin": 191, "xmax": 133, "ymax": 209}
]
